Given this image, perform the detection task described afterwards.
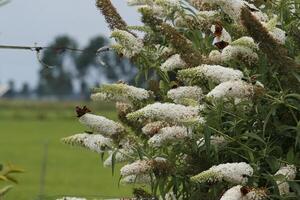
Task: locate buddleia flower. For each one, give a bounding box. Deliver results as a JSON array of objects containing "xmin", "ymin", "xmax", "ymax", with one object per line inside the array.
[
  {"xmin": 120, "ymin": 174, "xmax": 153, "ymax": 185},
  {"xmin": 202, "ymin": 0, "xmax": 267, "ymax": 23},
  {"xmin": 76, "ymin": 107, "xmax": 125, "ymax": 137},
  {"xmin": 148, "ymin": 126, "xmax": 191, "ymax": 147},
  {"xmin": 120, "ymin": 157, "xmax": 168, "ymax": 177},
  {"xmin": 160, "ymin": 54, "xmax": 187, "ymax": 71},
  {"xmin": 62, "ymin": 133, "xmax": 113, "ymax": 153},
  {"xmin": 220, "ymin": 185, "xmax": 267, "ymax": 200},
  {"xmin": 126, "ymin": 102, "xmax": 200, "ymax": 124},
  {"xmin": 142, "ymin": 121, "xmax": 170, "ymax": 136},
  {"xmin": 208, "ymin": 50, "xmax": 222, "ymax": 64},
  {"xmin": 262, "ymin": 16, "xmax": 286, "ymax": 44},
  {"xmin": 206, "ymin": 80, "xmax": 261, "ymax": 101},
  {"xmin": 178, "ymin": 64, "xmax": 243, "ymax": 84},
  {"xmin": 167, "ymin": 86, "xmax": 203, "ymax": 104},
  {"xmin": 221, "ymin": 37, "xmax": 259, "ymax": 64},
  {"xmin": 191, "ymin": 162, "xmax": 253, "ymax": 184},
  {"xmin": 91, "ymin": 83, "xmax": 152, "ymax": 103},
  {"xmin": 111, "ymin": 29, "xmax": 144, "ymax": 57},
  {"xmin": 103, "ymin": 149, "xmax": 134, "ymax": 167},
  {"xmin": 274, "ymin": 165, "xmax": 297, "ymax": 196}
]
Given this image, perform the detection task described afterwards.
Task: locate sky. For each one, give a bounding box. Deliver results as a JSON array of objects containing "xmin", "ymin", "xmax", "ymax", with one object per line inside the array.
[{"xmin": 0, "ymin": 0, "xmax": 141, "ymax": 89}]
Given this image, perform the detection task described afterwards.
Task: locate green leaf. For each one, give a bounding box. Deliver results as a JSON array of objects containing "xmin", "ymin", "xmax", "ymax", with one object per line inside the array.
[
  {"xmin": 287, "ymin": 148, "xmax": 295, "ymax": 163},
  {"xmin": 0, "ymin": 185, "xmax": 13, "ymax": 197},
  {"xmin": 243, "ymin": 132, "xmax": 266, "ymax": 145}
]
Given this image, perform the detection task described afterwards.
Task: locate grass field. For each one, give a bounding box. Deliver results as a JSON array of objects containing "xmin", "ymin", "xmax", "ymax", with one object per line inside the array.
[{"xmin": 0, "ymin": 100, "xmax": 132, "ymax": 200}]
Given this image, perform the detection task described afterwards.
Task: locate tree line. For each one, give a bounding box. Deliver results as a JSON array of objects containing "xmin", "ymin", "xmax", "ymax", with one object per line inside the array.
[{"xmin": 3, "ymin": 35, "xmax": 137, "ymax": 100}]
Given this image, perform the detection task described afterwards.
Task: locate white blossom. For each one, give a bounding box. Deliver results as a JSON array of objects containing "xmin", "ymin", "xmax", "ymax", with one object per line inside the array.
[
  {"xmin": 111, "ymin": 29, "xmax": 144, "ymax": 57},
  {"xmin": 160, "ymin": 54, "xmax": 187, "ymax": 71},
  {"xmin": 120, "ymin": 157, "xmax": 167, "ymax": 176},
  {"xmin": 62, "ymin": 133, "xmax": 113, "ymax": 153},
  {"xmin": 79, "ymin": 113, "xmax": 125, "ymax": 136},
  {"xmin": 92, "ymin": 83, "xmax": 151, "ymax": 103},
  {"xmin": 221, "ymin": 185, "xmax": 267, "ymax": 200},
  {"xmin": 120, "ymin": 160, "xmax": 153, "ymax": 176},
  {"xmin": 222, "ymin": 36, "xmax": 258, "ymax": 63},
  {"xmin": 167, "ymin": 86, "xmax": 203, "ymax": 104},
  {"xmin": 274, "ymin": 165, "xmax": 297, "ymax": 196},
  {"xmin": 191, "ymin": 162, "xmax": 253, "ymax": 184},
  {"xmin": 209, "ymin": 50, "xmax": 222, "ymax": 63},
  {"xmin": 263, "ymin": 16, "xmax": 286, "ymax": 44},
  {"xmin": 103, "ymin": 149, "xmax": 134, "ymax": 167},
  {"xmin": 220, "ymin": 185, "xmax": 243, "ymax": 200},
  {"xmin": 126, "ymin": 102, "xmax": 200, "ymax": 123},
  {"xmin": 207, "ymin": 80, "xmax": 256, "ymax": 101},
  {"xmin": 203, "ymin": 0, "xmax": 267, "ymax": 23},
  {"xmin": 120, "ymin": 174, "xmax": 152, "ymax": 185},
  {"xmin": 142, "ymin": 121, "xmax": 170, "ymax": 136},
  {"xmin": 178, "ymin": 64, "xmax": 243, "ymax": 84},
  {"xmin": 148, "ymin": 126, "xmax": 191, "ymax": 147},
  {"xmin": 222, "ymin": 45, "xmax": 258, "ymax": 64}
]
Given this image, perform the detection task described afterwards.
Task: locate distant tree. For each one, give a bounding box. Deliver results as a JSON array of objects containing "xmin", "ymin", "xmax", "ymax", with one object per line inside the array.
[
  {"xmin": 36, "ymin": 36, "xmax": 77, "ymax": 99},
  {"xmin": 4, "ymin": 79, "xmax": 15, "ymax": 98},
  {"xmin": 19, "ymin": 82, "xmax": 30, "ymax": 97}
]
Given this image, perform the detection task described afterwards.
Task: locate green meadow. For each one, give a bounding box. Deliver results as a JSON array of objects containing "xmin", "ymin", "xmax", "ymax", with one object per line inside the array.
[{"xmin": 0, "ymin": 100, "xmax": 132, "ymax": 200}]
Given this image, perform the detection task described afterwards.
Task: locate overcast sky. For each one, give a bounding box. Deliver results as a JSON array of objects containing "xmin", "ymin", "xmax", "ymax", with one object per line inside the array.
[{"xmin": 0, "ymin": 0, "xmax": 141, "ymax": 89}]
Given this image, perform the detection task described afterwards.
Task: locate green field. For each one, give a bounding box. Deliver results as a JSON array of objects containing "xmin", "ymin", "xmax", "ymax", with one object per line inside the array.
[{"xmin": 0, "ymin": 100, "xmax": 132, "ymax": 200}]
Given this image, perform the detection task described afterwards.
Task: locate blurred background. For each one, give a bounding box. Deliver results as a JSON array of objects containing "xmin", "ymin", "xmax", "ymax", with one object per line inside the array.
[{"xmin": 0, "ymin": 0, "xmax": 141, "ymax": 199}]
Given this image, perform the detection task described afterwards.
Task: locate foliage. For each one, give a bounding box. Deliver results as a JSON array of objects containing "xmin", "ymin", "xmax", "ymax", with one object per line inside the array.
[
  {"xmin": 63, "ymin": 0, "xmax": 300, "ymax": 199},
  {"xmin": 0, "ymin": 163, "xmax": 23, "ymax": 199}
]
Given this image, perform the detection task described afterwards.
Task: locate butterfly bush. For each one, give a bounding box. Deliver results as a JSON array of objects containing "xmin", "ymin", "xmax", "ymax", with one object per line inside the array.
[
  {"xmin": 191, "ymin": 162, "xmax": 253, "ymax": 184},
  {"xmin": 62, "ymin": 0, "xmax": 300, "ymax": 199}
]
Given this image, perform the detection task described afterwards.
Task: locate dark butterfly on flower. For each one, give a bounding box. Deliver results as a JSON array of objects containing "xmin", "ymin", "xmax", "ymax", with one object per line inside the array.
[{"xmin": 76, "ymin": 106, "xmax": 91, "ymax": 118}]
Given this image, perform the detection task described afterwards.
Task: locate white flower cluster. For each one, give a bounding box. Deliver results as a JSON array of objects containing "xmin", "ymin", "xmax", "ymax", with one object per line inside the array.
[
  {"xmin": 121, "ymin": 160, "xmax": 153, "ymax": 177},
  {"xmin": 91, "ymin": 83, "xmax": 151, "ymax": 103},
  {"xmin": 209, "ymin": 37, "xmax": 259, "ymax": 64},
  {"xmin": 129, "ymin": 0, "xmax": 181, "ymax": 18},
  {"xmin": 56, "ymin": 197, "xmax": 86, "ymax": 200},
  {"xmin": 274, "ymin": 165, "xmax": 297, "ymax": 196},
  {"xmin": 178, "ymin": 64, "xmax": 243, "ymax": 84},
  {"xmin": 263, "ymin": 17, "xmax": 286, "ymax": 44},
  {"xmin": 203, "ymin": 0, "xmax": 267, "ymax": 23},
  {"xmin": 120, "ymin": 157, "xmax": 168, "ymax": 179},
  {"xmin": 111, "ymin": 29, "xmax": 144, "ymax": 57},
  {"xmin": 126, "ymin": 102, "xmax": 200, "ymax": 123},
  {"xmin": 174, "ymin": 10, "xmax": 219, "ymax": 29},
  {"xmin": 167, "ymin": 86, "xmax": 203, "ymax": 105},
  {"xmin": 207, "ymin": 80, "xmax": 256, "ymax": 101},
  {"xmin": 103, "ymin": 149, "xmax": 134, "ymax": 167},
  {"xmin": 220, "ymin": 185, "xmax": 266, "ymax": 200},
  {"xmin": 120, "ymin": 174, "xmax": 152, "ymax": 185},
  {"xmin": 79, "ymin": 113, "xmax": 125, "ymax": 136},
  {"xmin": 62, "ymin": 133, "xmax": 112, "ymax": 153},
  {"xmin": 160, "ymin": 54, "xmax": 187, "ymax": 71},
  {"xmin": 142, "ymin": 121, "xmax": 169, "ymax": 136},
  {"xmin": 191, "ymin": 162, "xmax": 253, "ymax": 184},
  {"xmin": 222, "ymin": 37, "xmax": 259, "ymax": 64},
  {"xmin": 148, "ymin": 126, "xmax": 191, "ymax": 147}
]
